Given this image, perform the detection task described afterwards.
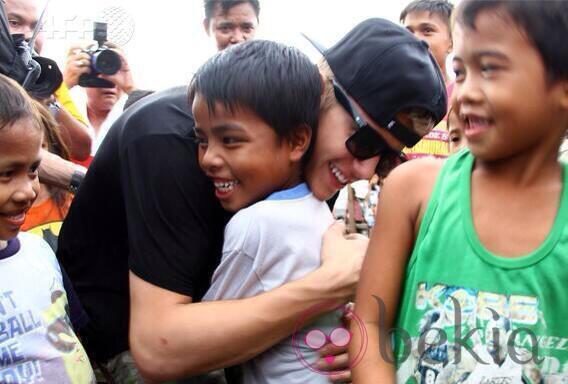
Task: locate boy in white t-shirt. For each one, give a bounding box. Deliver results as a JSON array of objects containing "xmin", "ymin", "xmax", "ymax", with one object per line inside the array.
[{"xmin": 192, "ymin": 40, "xmax": 339, "ymax": 383}]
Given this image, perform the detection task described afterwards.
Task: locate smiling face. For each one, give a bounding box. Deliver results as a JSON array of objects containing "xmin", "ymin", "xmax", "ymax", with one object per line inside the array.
[
  {"xmin": 193, "ymin": 94, "xmax": 307, "ymax": 212},
  {"xmin": 305, "ymin": 98, "xmax": 404, "ymax": 201},
  {"xmin": 452, "ymin": 10, "xmax": 568, "ymax": 161},
  {"xmin": 0, "ymin": 118, "xmax": 42, "ymax": 241},
  {"xmin": 204, "ymin": 2, "xmax": 258, "ymax": 52}
]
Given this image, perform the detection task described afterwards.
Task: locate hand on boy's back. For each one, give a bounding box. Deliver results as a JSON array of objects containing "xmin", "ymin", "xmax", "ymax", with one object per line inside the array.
[
  {"xmin": 321, "ymin": 221, "xmax": 368, "ymax": 301},
  {"xmin": 316, "ymin": 305, "xmax": 355, "ymax": 383}
]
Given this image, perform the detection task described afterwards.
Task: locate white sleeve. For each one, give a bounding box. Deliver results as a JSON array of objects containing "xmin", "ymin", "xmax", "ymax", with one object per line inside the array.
[
  {"xmin": 202, "ymin": 208, "xmax": 265, "ymax": 301},
  {"xmin": 21, "ymin": 232, "xmax": 63, "ymax": 278}
]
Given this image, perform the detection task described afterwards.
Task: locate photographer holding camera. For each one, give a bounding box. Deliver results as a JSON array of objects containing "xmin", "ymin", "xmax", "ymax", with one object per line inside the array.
[
  {"xmin": 4, "ymin": 0, "xmax": 93, "ymax": 162},
  {"xmin": 64, "ymin": 36, "xmax": 136, "ymax": 157}
]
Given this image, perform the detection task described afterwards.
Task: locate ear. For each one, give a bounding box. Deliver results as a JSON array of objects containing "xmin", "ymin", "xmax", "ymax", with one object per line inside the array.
[
  {"xmin": 559, "ymin": 79, "xmax": 568, "ymax": 111},
  {"xmin": 203, "ymin": 18, "xmax": 211, "ymax": 36},
  {"xmin": 287, "ymin": 124, "xmax": 312, "ymax": 162},
  {"xmin": 319, "ymin": 72, "xmax": 327, "ymax": 97}
]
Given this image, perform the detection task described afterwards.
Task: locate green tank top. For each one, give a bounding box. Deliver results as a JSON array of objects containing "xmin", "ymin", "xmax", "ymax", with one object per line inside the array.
[{"xmin": 393, "ymin": 150, "xmax": 568, "ymax": 384}]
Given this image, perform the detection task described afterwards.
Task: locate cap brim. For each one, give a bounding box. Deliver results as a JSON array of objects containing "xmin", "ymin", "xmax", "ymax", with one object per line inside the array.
[{"xmin": 300, "ymin": 32, "xmax": 328, "ymax": 55}]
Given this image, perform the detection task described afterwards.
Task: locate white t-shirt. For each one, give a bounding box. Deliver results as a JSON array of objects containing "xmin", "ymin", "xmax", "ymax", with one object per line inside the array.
[
  {"xmin": 71, "ymin": 87, "xmax": 127, "ymax": 155},
  {"xmin": 0, "ymin": 232, "xmax": 95, "ymax": 384},
  {"xmin": 204, "ymin": 183, "xmax": 340, "ymax": 384}
]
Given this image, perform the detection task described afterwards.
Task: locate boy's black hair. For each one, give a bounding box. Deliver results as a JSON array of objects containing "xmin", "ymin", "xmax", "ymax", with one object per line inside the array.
[
  {"xmin": 456, "ymin": 0, "xmax": 568, "ymax": 83},
  {"xmin": 189, "ymin": 39, "xmax": 321, "ymax": 159},
  {"xmin": 203, "ymin": 0, "xmax": 260, "ymax": 21},
  {"xmin": 0, "ymin": 74, "xmax": 39, "ymax": 132},
  {"xmin": 400, "ymin": 0, "xmax": 454, "ymax": 28}
]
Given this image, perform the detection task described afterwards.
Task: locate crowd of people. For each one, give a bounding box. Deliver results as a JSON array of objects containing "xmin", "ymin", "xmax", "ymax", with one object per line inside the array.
[{"xmin": 0, "ymin": 0, "xmax": 567, "ymax": 383}]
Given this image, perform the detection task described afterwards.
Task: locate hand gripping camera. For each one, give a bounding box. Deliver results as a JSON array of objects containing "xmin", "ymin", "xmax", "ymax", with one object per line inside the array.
[{"xmin": 79, "ymin": 22, "xmax": 122, "ymax": 88}]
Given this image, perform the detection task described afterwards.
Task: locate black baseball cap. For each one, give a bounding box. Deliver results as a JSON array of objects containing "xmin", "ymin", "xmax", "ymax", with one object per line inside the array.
[{"xmin": 304, "ymin": 18, "xmax": 447, "ymax": 147}]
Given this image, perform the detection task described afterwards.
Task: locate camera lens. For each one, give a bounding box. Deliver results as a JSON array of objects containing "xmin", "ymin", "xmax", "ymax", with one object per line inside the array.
[{"xmin": 92, "ymin": 49, "xmax": 121, "ymax": 75}]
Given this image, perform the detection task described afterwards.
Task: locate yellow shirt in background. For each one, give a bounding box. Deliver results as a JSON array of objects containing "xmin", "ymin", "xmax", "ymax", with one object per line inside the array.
[
  {"xmin": 403, "ymin": 120, "xmax": 449, "ymax": 160},
  {"xmin": 54, "ymin": 83, "xmax": 88, "ymax": 125}
]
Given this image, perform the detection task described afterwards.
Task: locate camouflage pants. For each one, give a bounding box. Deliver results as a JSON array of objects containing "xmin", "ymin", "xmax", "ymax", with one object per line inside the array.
[{"xmin": 98, "ymin": 351, "xmax": 228, "ymax": 384}]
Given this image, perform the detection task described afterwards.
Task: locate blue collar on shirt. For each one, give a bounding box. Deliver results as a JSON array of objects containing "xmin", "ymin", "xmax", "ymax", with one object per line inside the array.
[
  {"xmin": 0, "ymin": 237, "xmax": 20, "ymax": 261},
  {"xmin": 266, "ymin": 183, "xmax": 310, "ymax": 201}
]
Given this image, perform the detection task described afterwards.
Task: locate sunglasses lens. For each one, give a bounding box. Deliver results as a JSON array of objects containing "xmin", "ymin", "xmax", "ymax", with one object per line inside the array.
[
  {"xmin": 400, "ymin": 108, "xmax": 437, "ymax": 138},
  {"xmin": 346, "ymin": 126, "xmax": 387, "ymax": 160},
  {"xmin": 334, "ymin": 80, "xmax": 408, "ymax": 171}
]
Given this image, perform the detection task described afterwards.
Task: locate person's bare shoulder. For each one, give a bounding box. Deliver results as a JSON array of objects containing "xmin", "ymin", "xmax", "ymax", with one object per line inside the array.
[{"xmin": 382, "ymin": 157, "xmax": 445, "ymax": 231}]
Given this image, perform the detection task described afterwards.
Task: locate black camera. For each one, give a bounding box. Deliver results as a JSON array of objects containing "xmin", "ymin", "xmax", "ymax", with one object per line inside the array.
[
  {"xmin": 10, "ymin": 34, "xmax": 63, "ymax": 99},
  {"xmin": 0, "ymin": 0, "xmax": 63, "ymax": 99},
  {"xmin": 79, "ymin": 22, "xmax": 121, "ymax": 88}
]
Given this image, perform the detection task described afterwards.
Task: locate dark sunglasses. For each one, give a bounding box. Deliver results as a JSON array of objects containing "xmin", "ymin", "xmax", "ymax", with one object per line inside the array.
[{"xmin": 333, "ymin": 82, "xmax": 407, "ymax": 178}]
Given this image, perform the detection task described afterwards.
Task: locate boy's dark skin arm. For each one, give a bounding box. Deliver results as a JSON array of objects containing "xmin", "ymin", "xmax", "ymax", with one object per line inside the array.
[
  {"xmin": 130, "ymin": 222, "xmax": 368, "ymax": 382},
  {"xmin": 350, "ymin": 159, "xmax": 442, "ymax": 383}
]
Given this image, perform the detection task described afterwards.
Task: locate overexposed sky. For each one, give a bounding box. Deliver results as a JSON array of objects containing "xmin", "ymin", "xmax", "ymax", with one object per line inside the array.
[{"xmin": 41, "ymin": 0, "xmax": 425, "ymax": 91}]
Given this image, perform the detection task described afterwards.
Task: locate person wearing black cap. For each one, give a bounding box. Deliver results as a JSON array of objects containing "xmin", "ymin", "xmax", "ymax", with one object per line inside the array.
[
  {"xmin": 56, "ymin": 17, "xmax": 445, "ymax": 383},
  {"xmin": 304, "ymin": 17, "xmax": 446, "ymax": 199}
]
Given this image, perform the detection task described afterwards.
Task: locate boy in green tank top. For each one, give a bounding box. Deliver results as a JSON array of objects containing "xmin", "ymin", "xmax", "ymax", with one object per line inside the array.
[{"xmin": 351, "ymin": 1, "xmax": 568, "ymax": 383}]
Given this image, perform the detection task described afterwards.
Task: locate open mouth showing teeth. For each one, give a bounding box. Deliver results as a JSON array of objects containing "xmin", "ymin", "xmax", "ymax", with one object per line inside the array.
[
  {"xmin": 0, "ymin": 211, "xmax": 26, "ymax": 226},
  {"xmin": 2, "ymin": 211, "xmax": 24, "ymax": 218},
  {"xmin": 329, "ymin": 163, "xmax": 348, "ymax": 185},
  {"xmin": 466, "ymin": 116, "xmax": 491, "ymax": 127},
  {"xmin": 214, "ymin": 180, "xmax": 239, "ymax": 193}
]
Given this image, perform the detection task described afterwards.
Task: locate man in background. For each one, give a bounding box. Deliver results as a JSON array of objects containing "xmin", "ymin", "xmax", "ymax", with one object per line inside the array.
[
  {"xmin": 204, "ymin": 0, "xmax": 258, "ymax": 51},
  {"xmin": 4, "ymin": 0, "xmax": 92, "ymax": 161},
  {"xmin": 64, "ymin": 42, "xmax": 137, "ymax": 158},
  {"xmin": 400, "ymin": 0, "xmax": 454, "ymax": 160}
]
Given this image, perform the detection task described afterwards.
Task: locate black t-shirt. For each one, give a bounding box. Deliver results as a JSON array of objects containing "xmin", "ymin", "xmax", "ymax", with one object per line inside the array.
[{"xmin": 57, "ymin": 86, "xmax": 230, "ymax": 361}]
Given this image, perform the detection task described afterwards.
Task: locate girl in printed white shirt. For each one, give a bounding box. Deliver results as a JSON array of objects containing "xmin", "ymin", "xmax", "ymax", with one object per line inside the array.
[{"xmin": 0, "ymin": 74, "xmax": 95, "ymax": 384}]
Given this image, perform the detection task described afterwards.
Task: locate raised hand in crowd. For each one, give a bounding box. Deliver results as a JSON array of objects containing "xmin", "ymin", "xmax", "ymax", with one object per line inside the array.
[
  {"xmin": 63, "ymin": 43, "xmax": 93, "ymax": 89},
  {"xmin": 63, "ymin": 42, "xmax": 136, "ymax": 95}
]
